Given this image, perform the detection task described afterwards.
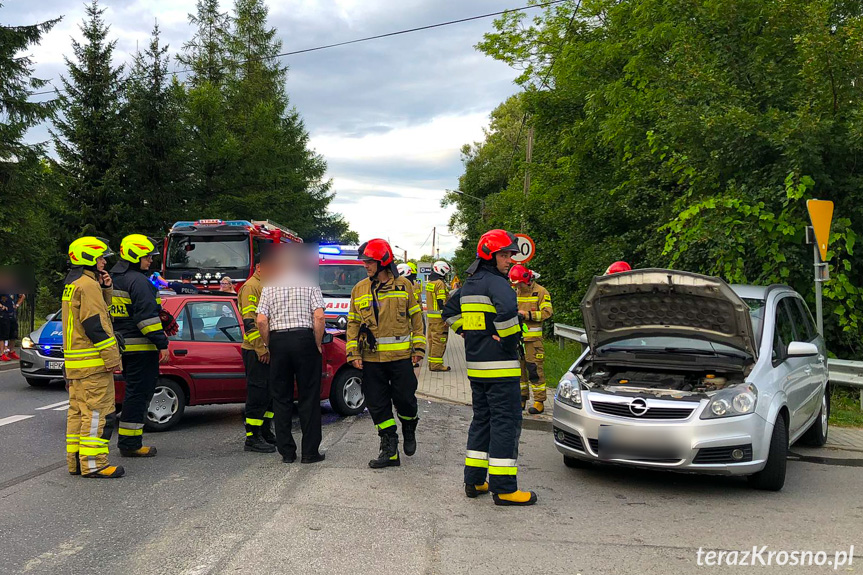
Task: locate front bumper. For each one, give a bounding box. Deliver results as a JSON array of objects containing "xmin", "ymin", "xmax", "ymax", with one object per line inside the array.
[
  {"xmin": 19, "ymin": 347, "xmax": 64, "ymax": 380},
  {"xmin": 552, "ymin": 391, "xmax": 771, "ymax": 476}
]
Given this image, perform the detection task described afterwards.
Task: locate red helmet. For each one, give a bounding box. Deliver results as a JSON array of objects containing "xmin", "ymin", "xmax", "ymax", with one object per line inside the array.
[
  {"xmin": 358, "ymin": 239, "xmax": 398, "ymax": 274},
  {"xmin": 477, "ymin": 229, "xmax": 519, "ymax": 260},
  {"xmin": 605, "ymin": 261, "xmax": 632, "ymax": 275},
  {"xmin": 509, "ymin": 264, "xmax": 532, "ymax": 284}
]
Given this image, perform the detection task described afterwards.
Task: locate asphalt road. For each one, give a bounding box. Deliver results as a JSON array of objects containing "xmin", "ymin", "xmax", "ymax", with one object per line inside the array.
[{"xmin": 1, "ymin": 367, "xmax": 862, "ymax": 575}]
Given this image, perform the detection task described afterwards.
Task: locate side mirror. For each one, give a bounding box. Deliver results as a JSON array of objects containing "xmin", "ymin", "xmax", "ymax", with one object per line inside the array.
[
  {"xmin": 786, "ymin": 341, "xmax": 819, "ymax": 358},
  {"xmin": 45, "ymin": 313, "xmax": 56, "ymax": 321},
  {"xmin": 322, "ymin": 333, "xmax": 334, "ymax": 345}
]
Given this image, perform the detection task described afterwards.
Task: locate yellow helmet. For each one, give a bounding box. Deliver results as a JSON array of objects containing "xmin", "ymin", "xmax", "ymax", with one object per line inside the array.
[
  {"xmin": 407, "ymin": 262, "xmax": 418, "ymax": 275},
  {"xmin": 119, "ymin": 234, "xmax": 160, "ymax": 264},
  {"xmin": 68, "ymin": 236, "xmax": 114, "ymax": 266}
]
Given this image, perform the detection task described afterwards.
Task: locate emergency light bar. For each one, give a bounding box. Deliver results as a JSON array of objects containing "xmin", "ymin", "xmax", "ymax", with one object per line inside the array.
[
  {"xmin": 195, "ymin": 219, "xmax": 223, "ymax": 225},
  {"xmin": 319, "ymin": 246, "xmax": 342, "ymax": 255}
]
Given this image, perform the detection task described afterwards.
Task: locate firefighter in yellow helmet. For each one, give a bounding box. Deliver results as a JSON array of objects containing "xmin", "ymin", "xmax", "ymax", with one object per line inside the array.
[
  {"xmin": 63, "ymin": 237, "xmax": 125, "ymax": 478},
  {"xmin": 110, "ymin": 234, "xmax": 169, "ymax": 457},
  {"xmin": 398, "ymin": 262, "xmax": 425, "ymax": 367},
  {"xmin": 426, "ymin": 260, "xmax": 452, "ymax": 371},
  {"xmin": 509, "ymin": 264, "xmax": 553, "ymax": 414}
]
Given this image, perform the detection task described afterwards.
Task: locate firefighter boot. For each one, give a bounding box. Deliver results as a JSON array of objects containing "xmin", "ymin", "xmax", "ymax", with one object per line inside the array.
[
  {"xmin": 369, "ymin": 430, "xmax": 400, "ymax": 469},
  {"xmin": 120, "ymin": 446, "xmax": 158, "ymax": 458},
  {"xmin": 245, "ymin": 430, "xmax": 276, "ymax": 453},
  {"xmin": 261, "ymin": 419, "xmax": 277, "ymax": 445},
  {"xmin": 401, "ymin": 417, "xmax": 418, "ymax": 456},
  {"xmin": 465, "ymin": 482, "xmax": 490, "ymax": 498},
  {"xmin": 493, "ymin": 490, "xmax": 538, "ymax": 506},
  {"xmin": 83, "ymin": 465, "xmax": 126, "ymax": 479},
  {"xmin": 528, "ymin": 401, "xmax": 545, "ymax": 415}
]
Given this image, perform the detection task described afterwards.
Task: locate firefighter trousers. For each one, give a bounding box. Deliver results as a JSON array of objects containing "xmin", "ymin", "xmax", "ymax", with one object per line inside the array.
[
  {"xmin": 362, "ymin": 359, "xmax": 418, "ymax": 435},
  {"xmin": 464, "ymin": 378, "xmax": 522, "ymax": 494},
  {"xmin": 426, "ymin": 318, "xmax": 449, "ymax": 369},
  {"xmin": 66, "ymin": 371, "xmax": 116, "ymax": 474},
  {"xmin": 243, "ymin": 349, "xmax": 273, "ymax": 436},
  {"xmin": 118, "ymin": 351, "xmax": 159, "ymax": 451},
  {"xmin": 520, "ymin": 338, "xmax": 546, "ymax": 402}
]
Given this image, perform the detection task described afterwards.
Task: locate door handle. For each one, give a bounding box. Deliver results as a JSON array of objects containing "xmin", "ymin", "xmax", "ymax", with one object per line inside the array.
[
  {"xmin": 804, "ymin": 368, "xmax": 813, "ymax": 376},
  {"xmin": 173, "ymin": 349, "xmax": 188, "ymax": 356}
]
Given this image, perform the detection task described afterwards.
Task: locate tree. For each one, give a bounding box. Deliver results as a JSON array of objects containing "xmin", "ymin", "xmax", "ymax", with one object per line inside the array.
[
  {"xmin": 176, "ymin": 0, "xmax": 231, "ymax": 89},
  {"xmin": 51, "ymin": 0, "xmax": 126, "ymax": 239},
  {"xmin": 120, "ymin": 23, "xmax": 191, "ymax": 236}
]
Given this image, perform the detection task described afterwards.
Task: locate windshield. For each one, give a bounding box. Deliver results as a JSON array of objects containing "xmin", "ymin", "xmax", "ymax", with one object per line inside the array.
[
  {"xmin": 319, "ymin": 264, "xmax": 367, "ymax": 296},
  {"xmin": 166, "ymin": 234, "xmax": 250, "ymax": 270}
]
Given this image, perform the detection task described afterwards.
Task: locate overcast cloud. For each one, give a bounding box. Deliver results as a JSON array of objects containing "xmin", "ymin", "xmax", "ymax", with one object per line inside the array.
[{"xmin": 10, "ymin": 0, "xmax": 524, "ymax": 258}]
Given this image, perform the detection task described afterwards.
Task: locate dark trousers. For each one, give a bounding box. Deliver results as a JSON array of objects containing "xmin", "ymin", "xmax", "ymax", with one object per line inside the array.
[
  {"xmin": 118, "ymin": 351, "xmax": 159, "ymax": 450},
  {"xmin": 362, "ymin": 359, "xmax": 418, "ymax": 434},
  {"xmin": 243, "ymin": 349, "xmax": 272, "ymax": 435},
  {"xmin": 464, "ymin": 378, "xmax": 522, "ymax": 494},
  {"xmin": 268, "ymin": 330, "xmax": 322, "ymax": 458}
]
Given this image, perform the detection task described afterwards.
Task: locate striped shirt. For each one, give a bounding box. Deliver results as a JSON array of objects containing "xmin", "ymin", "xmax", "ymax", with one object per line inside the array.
[{"xmin": 257, "ymin": 285, "xmax": 324, "ymax": 331}]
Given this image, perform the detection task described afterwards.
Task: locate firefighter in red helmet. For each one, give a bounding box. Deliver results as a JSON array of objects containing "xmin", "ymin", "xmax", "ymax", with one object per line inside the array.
[{"xmin": 509, "ymin": 264, "xmax": 553, "ymax": 413}]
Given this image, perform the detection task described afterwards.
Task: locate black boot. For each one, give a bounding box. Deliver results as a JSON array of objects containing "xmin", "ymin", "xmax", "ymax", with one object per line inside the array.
[
  {"xmin": 245, "ymin": 431, "xmax": 276, "ymax": 453},
  {"xmin": 261, "ymin": 419, "xmax": 276, "ymax": 445},
  {"xmin": 401, "ymin": 417, "xmax": 418, "ymax": 456},
  {"xmin": 369, "ymin": 431, "xmax": 400, "ymax": 468}
]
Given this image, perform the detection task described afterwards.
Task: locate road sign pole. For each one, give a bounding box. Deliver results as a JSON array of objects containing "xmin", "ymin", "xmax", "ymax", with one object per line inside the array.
[{"xmin": 814, "ymin": 243, "xmax": 824, "ymax": 336}]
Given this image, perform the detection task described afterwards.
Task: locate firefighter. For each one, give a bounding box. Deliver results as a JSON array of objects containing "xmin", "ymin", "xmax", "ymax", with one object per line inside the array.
[
  {"xmin": 63, "ymin": 237, "xmax": 125, "ymax": 478},
  {"xmin": 240, "ymin": 254, "xmax": 276, "ymax": 453},
  {"xmin": 442, "ymin": 229, "xmax": 537, "ymax": 506},
  {"xmin": 425, "ymin": 260, "xmax": 452, "ymax": 372},
  {"xmin": 110, "ymin": 234, "xmax": 169, "ymax": 457},
  {"xmin": 398, "ymin": 262, "xmax": 424, "ymax": 368},
  {"xmin": 509, "ymin": 264, "xmax": 553, "ymax": 414},
  {"xmin": 346, "ymin": 239, "xmax": 425, "ymax": 468}
]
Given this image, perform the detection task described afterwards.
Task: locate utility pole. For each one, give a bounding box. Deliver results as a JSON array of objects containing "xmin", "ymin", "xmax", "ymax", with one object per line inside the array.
[
  {"xmin": 522, "ymin": 126, "xmax": 534, "ymax": 232},
  {"xmin": 431, "ymin": 227, "xmax": 436, "ymax": 263}
]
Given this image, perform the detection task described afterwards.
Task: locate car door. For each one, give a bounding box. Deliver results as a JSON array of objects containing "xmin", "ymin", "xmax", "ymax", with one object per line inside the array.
[
  {"xmin": 170, "ymin": 299, "xmax": 244, "ymax": 403},
  {"xmin": 771, "ymin": 297, "xmax": 811, "ymax": 436},
  {"xmin": 788, "ymin": 297, "xmax": 826, "ymax": 422}
]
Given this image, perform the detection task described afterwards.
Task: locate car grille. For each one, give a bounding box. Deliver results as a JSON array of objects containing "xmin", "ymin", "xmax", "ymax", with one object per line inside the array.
[
  {"xmin": 553, "ymin": 427, "xmax": 585, "ymax": 452},
  {"xmin": 590, "ymin": 400, "xmax": 695, "ymax": 420},
  {"xmin": 693, "ymin": 444, "xmax": 753, "ymax": 464},
  {"xmin": 39, "ymin": 347, "xmax": 64, "ymax": 359}
]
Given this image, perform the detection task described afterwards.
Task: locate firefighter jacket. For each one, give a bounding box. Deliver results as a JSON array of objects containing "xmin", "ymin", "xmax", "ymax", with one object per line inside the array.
[
  {"xmin": 515, "ymin": 281, "xmax": 553, "ymax": 340},
  {"xmin": 425, "ymin": 273, "xmax": 449, "ymax": 320},
  {"xmin": 346, "ymin": 272, "xmax": 425, "ymax": 363},
  {"xmin": 62, "ymin": 268, "xmax": 122, "ymax": 379},
  {"xmin": 412, "ymin": 280, "xmax": 423, "ymax": 309},
  {"xmin": 239, "ymin": 272, "xmax": 267, "ymax": 357},
  {"xmin": 442, "ymin": 263, "xmax": 521, "ymax": 382},
  {"xmin": 110, "ymin": 261, "xmax": 169, "ymax": 353}
]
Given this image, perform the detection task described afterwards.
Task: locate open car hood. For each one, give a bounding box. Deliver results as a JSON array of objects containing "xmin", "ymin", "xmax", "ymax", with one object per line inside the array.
[{"xmin": 581, "ymin": 269, "xmax": 757, "ymax": 358}]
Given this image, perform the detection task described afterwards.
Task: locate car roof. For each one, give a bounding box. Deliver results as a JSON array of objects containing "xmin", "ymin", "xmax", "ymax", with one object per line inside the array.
[{"xmin": 730, "ymin": 284, "xmax": 795, "ymax": 300}]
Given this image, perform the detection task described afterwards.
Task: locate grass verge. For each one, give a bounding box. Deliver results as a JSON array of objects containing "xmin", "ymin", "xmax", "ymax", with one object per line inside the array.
[
  {"xmin": 830, "ymin": 387, "xmax": 863, "ymax": 428},
  {"xmin": 542, "ymin": 339, "xmax": 583, "ymax": 388}
]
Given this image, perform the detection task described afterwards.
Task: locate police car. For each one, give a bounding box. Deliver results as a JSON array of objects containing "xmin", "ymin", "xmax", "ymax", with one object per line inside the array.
[{"xmin": 19, "ymin": 311, "xmax": 65, "ymax": 386}]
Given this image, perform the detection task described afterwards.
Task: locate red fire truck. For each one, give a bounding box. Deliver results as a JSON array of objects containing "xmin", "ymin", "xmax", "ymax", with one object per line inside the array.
[{"xmin": 161, "ymin": 219, "xmax": 302, "ymax": 290}]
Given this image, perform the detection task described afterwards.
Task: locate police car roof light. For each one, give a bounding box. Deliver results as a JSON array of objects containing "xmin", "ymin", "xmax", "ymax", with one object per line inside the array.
[{"xmin": 319, "ymin": 246, "xmax": 341, "ymax": 255}]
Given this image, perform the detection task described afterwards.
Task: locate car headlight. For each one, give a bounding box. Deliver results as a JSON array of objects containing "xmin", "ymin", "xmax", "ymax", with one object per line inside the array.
[
  {"xmin": 555, "ymin": 372, "xmax": 583, "ymax": 408},
  {"xmin": 22, "ymin": 336, "xmax": 35, "ymax": 349},
  {"xmin": 701, "ymin": 384, "xmax": 758, "ymax": 419}
]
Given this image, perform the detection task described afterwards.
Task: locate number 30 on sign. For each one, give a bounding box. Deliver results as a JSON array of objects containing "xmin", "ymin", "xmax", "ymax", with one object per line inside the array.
[{"xmin": 512, "ymin": 234, "xmax": 535, "ymax": 264}]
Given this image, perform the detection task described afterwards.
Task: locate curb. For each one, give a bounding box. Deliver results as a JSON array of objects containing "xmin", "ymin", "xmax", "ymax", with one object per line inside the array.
[{"xmin": 0, "ymin": 361, "xmax": 20, "ymax": 373}]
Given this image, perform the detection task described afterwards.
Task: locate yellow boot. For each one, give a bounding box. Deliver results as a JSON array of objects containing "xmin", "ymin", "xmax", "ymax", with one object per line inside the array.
[
  {"xmin": 465, "ymin": 482, "xmax": 490, "ymax": 498},
  {"xmin": 83, "ymin": 465, "xmax": 126, "ymax": 479},
  {"xmin": 527, "ymin": 401, "xmax": 544, "ymax": 415},
  {"xmin": 493, "ymin": 490, "xmax": 538, "ymax": 506},
  {"xmin": 120, "ymin": 446, "xmax": 157, "ymax": 458}
]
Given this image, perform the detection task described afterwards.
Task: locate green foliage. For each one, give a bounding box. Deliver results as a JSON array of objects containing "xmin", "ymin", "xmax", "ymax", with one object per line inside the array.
[{"xmin": 451, "ymin": 0, "xmax": 863, "ymax": 359}]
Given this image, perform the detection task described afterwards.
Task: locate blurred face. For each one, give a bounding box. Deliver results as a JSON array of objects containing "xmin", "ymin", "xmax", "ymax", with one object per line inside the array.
[
  {"xmin": 96, "ymin": 256, "xmax": 106, "ymax": 272},
  {"xmin": 495, "ymin": 251, "xmax": 514, "ymax": 275},
  {"xmin": 362, "ymin": 259, "xmax": 378, "ymax": 277},
  {"xmin": 140, "ymin": 255, "xmax": 153, "ymax": 270}
]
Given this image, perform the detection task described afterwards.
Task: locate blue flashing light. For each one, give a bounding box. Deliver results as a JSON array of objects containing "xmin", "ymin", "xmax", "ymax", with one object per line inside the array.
[
  {"xmin": 319, "ymin": 246, "xmax": 342, "ymax": 255},
  {"xmin": 224, "ymin": 220, "xmax": 253, "ymax": 227},
  {"xmin": 43, "ymin": 345, "xmax": 52, "ymax": 351}
]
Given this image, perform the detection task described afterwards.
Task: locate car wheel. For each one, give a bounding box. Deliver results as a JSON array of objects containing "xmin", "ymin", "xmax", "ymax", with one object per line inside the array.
[
  {"xmin": 144, "ymin": 378, "xmax": 186, "ymax": 432},
  {"xmin": 748, "ymin": 414, "xmax": 788, "ymax": 491},
  {"xmin": 801, "ymin": 387, "xmax": 830, "ymax": 447},
  {"xmin": 329, "ymin": 368, "xmax": 365, "ymax": 416},
  {"xmin": 25, "ymin": 377, "xmax": 50, "ymax": 387},
  {"xmin": 563, "ymin": 455, "xmax": 592, "ymax": 469}
]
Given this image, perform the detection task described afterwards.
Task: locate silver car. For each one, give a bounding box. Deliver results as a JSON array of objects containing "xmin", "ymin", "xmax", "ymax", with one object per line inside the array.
[{"xmin": 553, "ymin": 269, "xmax": 829, "ymax": 491}]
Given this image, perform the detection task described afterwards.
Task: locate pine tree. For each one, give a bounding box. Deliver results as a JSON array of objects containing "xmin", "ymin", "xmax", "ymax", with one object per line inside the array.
[
  {"xmin": 51, "ymin": 0, "xmax": 126, "ymax": 239},
  {"xmin": 120, "ymin": 23, "xmax": 191, "ymax": 235},
  {"xmin": 0, "ymin": 5, "xmax": 62, "ymax": 269},
  {"xmin": 177, "ymin": 0, "xmax": 231, "ymax": 89}
]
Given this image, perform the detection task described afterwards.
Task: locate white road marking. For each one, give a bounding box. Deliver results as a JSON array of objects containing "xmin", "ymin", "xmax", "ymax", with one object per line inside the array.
[
  {"xmin": 52, "ymin": 406, "xmax": 69, "ymax": 411},
  {"xmin": 0, "ymin": 415, "xmax": 35, "ymax": 427},
  {"xmin": 35, "ymin": 400, "xmax": 70, "ymax": 410}
]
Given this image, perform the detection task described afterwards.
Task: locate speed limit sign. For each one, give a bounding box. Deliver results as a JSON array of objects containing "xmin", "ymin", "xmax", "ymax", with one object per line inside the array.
[{"xmin": 512, "ymin": 233, "xmax": 535, "ymax": 263}]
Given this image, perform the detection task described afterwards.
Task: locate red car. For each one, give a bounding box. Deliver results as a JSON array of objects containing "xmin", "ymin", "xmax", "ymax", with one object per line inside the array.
[{"xmin": 114, "ymin": 293, "xmax": 364, "ymax": 431}]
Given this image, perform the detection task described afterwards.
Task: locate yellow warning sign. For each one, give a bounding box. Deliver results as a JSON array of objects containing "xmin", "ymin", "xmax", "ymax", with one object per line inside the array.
[{"xmin": 807, "ymin": 199, "xmax": 834, "ymax": 262}]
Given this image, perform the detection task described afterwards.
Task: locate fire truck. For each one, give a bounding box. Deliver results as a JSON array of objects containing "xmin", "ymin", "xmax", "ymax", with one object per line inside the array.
[
  {"xmin": 318, "ymin": 245, "xmax": 367, "ymax": 329},
  {"xmin": 161, "ymin": 219, "xmax": 302, "ymax": 289}
]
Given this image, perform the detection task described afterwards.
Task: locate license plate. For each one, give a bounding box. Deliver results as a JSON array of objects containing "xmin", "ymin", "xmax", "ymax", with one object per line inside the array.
[
  {"xmin": 47, "ymin": 361, "xmax": 64, "ymax": 370},
  {"xmin": 597, "ymin": 424, "xmax": 684, "ymax": 461}
]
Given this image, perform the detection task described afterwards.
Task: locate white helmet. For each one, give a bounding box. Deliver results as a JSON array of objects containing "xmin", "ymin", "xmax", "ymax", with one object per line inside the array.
[
  {"xmin": 397, "ymin": 263, "xmax": 412, "ymax": 277},
  {"xmin": 433, "ymin": 260, "xmax": 451, "ymax": 276}
]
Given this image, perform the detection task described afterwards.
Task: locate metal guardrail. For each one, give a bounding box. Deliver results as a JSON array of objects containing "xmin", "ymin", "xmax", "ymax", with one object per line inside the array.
[{"xmin": 554, "ymin": 323, "xmax": 863, "ymax": 406}]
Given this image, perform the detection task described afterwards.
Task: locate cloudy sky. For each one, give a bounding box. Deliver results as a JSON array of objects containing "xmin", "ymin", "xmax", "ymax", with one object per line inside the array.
[{"xmin": 10, "ymin": 0, "xmax": 530, "ymax": 258}]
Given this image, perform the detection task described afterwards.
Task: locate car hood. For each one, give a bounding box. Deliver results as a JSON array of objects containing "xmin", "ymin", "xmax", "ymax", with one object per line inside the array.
[{"xmin": 581, "ymin": 269, "xmax": 757, "ymax": 358}]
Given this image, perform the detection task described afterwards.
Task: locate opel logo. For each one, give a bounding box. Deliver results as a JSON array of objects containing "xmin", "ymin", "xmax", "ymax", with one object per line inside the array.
[{"xmin": 629, "ymin": 398, "xmax": 649, "ymax": 417}]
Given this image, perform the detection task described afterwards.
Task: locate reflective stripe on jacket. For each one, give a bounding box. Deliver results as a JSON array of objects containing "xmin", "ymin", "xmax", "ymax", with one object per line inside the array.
[
  {"xmin": 346, "ymin": 273, "xmax": 425, "ymax": 363},
  {"xmin": 425, "ymin": 276, "xmax": 449, "ymax": 319},
  {"xmin": 62, "ymin": 268, "xmax": 122, "ymax": 379},
  {"xmin": 516, "ymin": 282, "xmax": 553, "ymax": 339},
  {"xmin": 110, "ymin": 261, "xmax": 168, "ymax": 352},
  {"xmin": 239, "ymin": 272, "xmax": 267, "ymax": 356}
]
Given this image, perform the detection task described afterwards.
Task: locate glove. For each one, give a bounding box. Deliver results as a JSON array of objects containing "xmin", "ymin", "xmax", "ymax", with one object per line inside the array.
[{"xmin": 160, "ymin": 309, "xmax": 179, "ymax": 337}]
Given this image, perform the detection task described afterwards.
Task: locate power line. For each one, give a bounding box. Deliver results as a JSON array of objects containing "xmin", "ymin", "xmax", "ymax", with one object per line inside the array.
[{"xmin": 27, "ymin": 1, "xmax": 567, "ymax": 99}]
